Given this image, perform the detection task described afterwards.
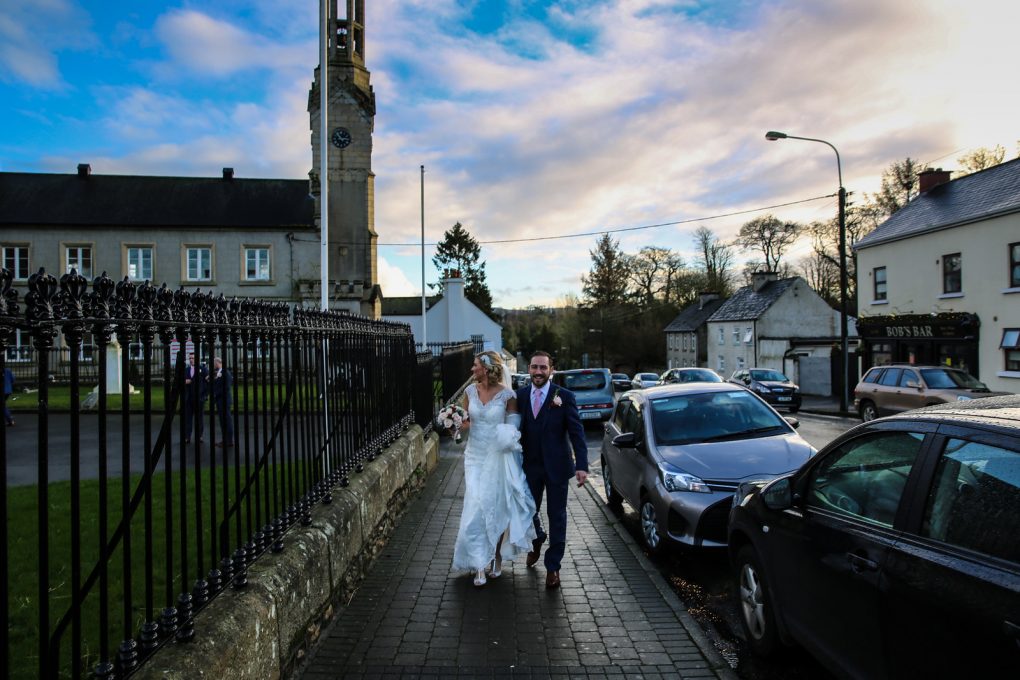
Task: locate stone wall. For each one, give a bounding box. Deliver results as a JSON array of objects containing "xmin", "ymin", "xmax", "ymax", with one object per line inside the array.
[{"xmin": 135, "ymin": 425, "xmax": 440, "ymax": 679}]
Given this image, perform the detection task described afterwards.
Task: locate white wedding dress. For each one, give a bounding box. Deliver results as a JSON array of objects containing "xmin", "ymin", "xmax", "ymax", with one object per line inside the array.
[{"xmin": 451, "ymin": 384, "xmax": 538, "ymax": 572}]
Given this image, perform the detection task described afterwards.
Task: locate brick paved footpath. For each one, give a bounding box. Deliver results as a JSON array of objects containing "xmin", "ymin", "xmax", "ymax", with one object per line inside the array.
[{"xmin": 296, "ymin": 440, "xmax": 738, "ymax": 680}]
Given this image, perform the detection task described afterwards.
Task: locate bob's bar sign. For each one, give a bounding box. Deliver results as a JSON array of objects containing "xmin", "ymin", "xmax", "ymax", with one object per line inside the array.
[{"xmin": 886, "ymin": 324, "xmax": 935, "ymax": 338}]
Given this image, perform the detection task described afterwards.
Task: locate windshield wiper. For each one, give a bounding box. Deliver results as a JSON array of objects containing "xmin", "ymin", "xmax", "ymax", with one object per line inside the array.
[{"xmin": 699, "ymin": 426, "xmax": 785, "ymax": 443}]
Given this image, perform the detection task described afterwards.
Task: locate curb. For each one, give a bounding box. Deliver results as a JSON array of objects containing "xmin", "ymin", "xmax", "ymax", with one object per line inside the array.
[{"xmin": 581, "ymin": 481, "xmax": 740, "ymax": 680}]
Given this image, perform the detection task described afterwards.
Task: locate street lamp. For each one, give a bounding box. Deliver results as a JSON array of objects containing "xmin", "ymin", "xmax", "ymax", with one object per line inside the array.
[{"xmin": 765, "ymin": 130, "xmax": 850, "ymax": 413}]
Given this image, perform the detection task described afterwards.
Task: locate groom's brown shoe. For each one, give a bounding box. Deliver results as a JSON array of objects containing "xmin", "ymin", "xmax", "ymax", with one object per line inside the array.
[
  {"xmin": 545, "ymin": 571, "xmax": 560, "ymax": 589},
  {"xmin": 526, "ymin": 537, "xmax": 544, "ymax": 568}
]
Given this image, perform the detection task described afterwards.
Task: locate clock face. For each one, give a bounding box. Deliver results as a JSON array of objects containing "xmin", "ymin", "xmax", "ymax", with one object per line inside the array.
[{"xmin": 330, "ymin": 127, "xmax": 352, "ymax": 148}]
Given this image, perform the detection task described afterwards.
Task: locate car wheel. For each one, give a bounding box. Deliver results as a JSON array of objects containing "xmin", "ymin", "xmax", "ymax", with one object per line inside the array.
[
  {"xmin": 639, "ymin": 496, "xmax": 665, "ymax": 556},
  {"xmin": 602, "ymin": 458, "xmax": 623, "ymax": 509},
  {"xmin": 859, "ymin": 400, "xmax": 878, "ymax": 422},
  {"xmin": 736, "ymin": 545, "xmax": 780, "ymax": 657}
]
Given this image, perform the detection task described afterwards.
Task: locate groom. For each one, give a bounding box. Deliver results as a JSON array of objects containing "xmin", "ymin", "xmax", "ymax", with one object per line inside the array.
[{"xmin": 517, "ymin": 350, "xmax": 588, "ymax": 589}]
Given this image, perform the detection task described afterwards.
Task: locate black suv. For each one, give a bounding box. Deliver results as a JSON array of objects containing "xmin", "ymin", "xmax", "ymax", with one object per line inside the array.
[
  {"xmin": 728, "ymin": 368, "xmax": 801, "ymax": 412},
  {"xmin": 728, "ymin": 395, "xmax": 1020, "ymax": 678}
]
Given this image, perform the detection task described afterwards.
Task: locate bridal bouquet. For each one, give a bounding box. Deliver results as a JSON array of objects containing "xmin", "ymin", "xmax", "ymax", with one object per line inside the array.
[{"xmin": 436, "ymin": 404, "xmax": 468, "ymax": 442}]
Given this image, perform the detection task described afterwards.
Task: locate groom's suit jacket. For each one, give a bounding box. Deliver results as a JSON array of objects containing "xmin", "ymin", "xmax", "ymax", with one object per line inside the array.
[{"xmin": 516, "ymin": 385, "xmax": 589, "ymax": 483}]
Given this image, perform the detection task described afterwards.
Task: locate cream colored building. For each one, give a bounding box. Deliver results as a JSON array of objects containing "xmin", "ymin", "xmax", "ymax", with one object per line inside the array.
[{"xmin": 853, "ymin": 160, "xmax": 1020, "ymax": 393}]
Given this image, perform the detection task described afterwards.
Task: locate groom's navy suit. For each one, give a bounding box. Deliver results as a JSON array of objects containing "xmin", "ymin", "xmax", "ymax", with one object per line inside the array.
[{"xmin": 517, "ymin": 384, "xmax": 589, "ymax": 572}]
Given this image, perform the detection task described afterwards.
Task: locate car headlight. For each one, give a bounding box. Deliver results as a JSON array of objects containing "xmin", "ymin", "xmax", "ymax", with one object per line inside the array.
[
  {"xmin": 753, "ymin": 383, "xmax": 771, "ymax": 393},
  {"xmin": 660, "ymin": 466, "xmax": 712, "ymax": 493},
  {"xmin": 956, "ymin": 395, "xmax": 973, "ymax": 401}
]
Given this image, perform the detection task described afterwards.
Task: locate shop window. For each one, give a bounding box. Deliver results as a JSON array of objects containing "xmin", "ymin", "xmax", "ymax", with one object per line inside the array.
[
  {"xmin": 871, "ymin": 342, "xmax": 892, "ymax": 367},
  {"xmin": 1010, "ymin": 243, "xmax": 1020, "ymax": 288},
  {"xmin": 1002, "ymin": 329, "xmax": 1020, "ymax": 371},
  {"xmin": 874, "ymin": 266, "xmax": 887, "ymax": 301},
  {"xmin": 942, "ymin": 253, "xmax": 962, "ymax": 294}
]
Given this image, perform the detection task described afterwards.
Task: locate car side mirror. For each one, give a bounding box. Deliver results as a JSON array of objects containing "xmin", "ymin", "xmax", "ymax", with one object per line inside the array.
[
  {"xmin": 612, "ymin": 432, "xmax": 638, "ymax": 448},
  {"xmin": 784, "ymin": 416, "xmax": 800, "ymax": 429},
  {"xmin": 762, "ymin": 477, "xmax": 794, "ymax": 511}
]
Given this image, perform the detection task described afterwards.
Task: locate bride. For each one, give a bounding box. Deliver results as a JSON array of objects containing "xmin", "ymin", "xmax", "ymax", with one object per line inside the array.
[{"xmin": 451, "ymin": 351, "xmax": 538, "ymax": 586}]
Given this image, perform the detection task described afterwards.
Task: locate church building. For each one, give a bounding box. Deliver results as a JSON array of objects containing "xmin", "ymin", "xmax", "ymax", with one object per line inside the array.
[{"xmin": 0, "ymin": 0, "xmax": 381, "ymax": 320}]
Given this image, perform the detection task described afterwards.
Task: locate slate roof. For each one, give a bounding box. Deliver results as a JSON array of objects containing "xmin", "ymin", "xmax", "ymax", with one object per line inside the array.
[
  {"xmin": 0, "ymin": 171, "xmax": 315, "ymax": 228},
  {"xmin": 663, "ymin": 296, "xmax": 727, "ymax": 332},
  {"xmin": 708, "ymin": 277, "xmax": 798, "ymax": 322},
  {"xmin": 854, "ymin": 157, "xmax": 1020, "ymax": 250},
  {"xmin": 381, "ymin": 295, "xmax": 440, "ymax": 316}
]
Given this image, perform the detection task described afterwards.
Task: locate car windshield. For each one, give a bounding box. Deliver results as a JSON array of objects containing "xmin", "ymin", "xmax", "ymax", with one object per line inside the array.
[
  {"xmin": 638, "ymin": 373, "xmax": 658, "ymax": 381},
  {"xmin": 920, "ymin": 368, "xmax": 986, "ymax": 390},
  {"xmin": 613, "ymin": 374, "xmax": 629, "ymax": 380},
  {"xmin": 649, "ymin": 390, "xmax": 790, "ymax": 445},
  {"xmin": 677, "ymin": 370, "xmax": 721, "ymax": 383},
  {"xmin": 560, "ymin": 371, "xmax": 607, "ymax": 391},
  {"xmin": 750, "ymin": 369, "xmax": 789, "ymax": 382}
]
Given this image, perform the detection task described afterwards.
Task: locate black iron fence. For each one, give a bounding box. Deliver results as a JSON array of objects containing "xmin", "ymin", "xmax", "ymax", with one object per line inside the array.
[{"xmin": 0, "ymin": 267, "xmax": 428, "ymax": 679}]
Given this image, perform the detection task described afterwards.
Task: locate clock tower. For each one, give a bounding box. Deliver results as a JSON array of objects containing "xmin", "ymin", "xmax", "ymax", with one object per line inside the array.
[{"xmin": 308, "ymin": 0, "xmax": 380, "ymax": 317}]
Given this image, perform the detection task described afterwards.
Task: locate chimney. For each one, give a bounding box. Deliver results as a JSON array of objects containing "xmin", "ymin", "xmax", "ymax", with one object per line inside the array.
[
  {"xmin": 751, "ymin": 271, "xmax": 778, "ymax": 293},
  {"xmin": 222, "ymin": 167, "xmax": 235, "ymax": 180},
  {"xmin": 443, "ymin": 270, "xmax": 465, "ymax": 304},
  {"xmin": 77, "ymin": 163, "xmax": 91, "ymax": 177},
  {"xmin": 697, "ymin": 291, "xmax": 720, "ymax": 310},
  {"xmin": 918, "ymin": 167, "xmax": 951, "ymax": 194}
]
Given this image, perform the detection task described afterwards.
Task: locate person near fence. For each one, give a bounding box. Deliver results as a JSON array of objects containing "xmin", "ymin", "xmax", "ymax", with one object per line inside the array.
[
  {"xmin": 451, "ymin": 351, "xmax": 538, "ymax": 587},
  {"xmin": 3, "ymin": 366, "xmax": 14, "ymax": 426},
  {"xmin": 182, "ymin": 354, "xmax": 208, "ymax": 443},
  {"xmin": 516, "ymin": 350, "xmax": 588, "ymax": 589},
  {"xmin": 210, "ymin": 356, "xmax": 234, "ymax": 447}
]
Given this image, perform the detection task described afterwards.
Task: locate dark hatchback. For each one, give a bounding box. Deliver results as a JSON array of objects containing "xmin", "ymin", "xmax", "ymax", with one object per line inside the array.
[
  {"xmin": 729, "ymin": 368, "xmax": 801, "ymax": 412},
  {"xmin": 728, "ymin": 395, "xmax": 1020, "ymax": 679}
]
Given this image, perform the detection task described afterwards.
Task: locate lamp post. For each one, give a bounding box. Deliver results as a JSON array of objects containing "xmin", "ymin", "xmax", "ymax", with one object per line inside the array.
[{"xmin": 765, "ymin": 130, "xmax": 849, "ymax": 413}]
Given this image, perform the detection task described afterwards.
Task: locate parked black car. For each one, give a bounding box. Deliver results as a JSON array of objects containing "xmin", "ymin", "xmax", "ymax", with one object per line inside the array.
[
  {"xmin": 729, "ymin": 368, "xmax": 801, "ymax": 412},
  {"xmin": 727, "ymin": 395, "xmax": 1020, "ymax": 679}
]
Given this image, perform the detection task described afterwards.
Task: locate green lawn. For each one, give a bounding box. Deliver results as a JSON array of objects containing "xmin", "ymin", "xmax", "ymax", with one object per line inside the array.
[{"xmin": 7, "ymin": 461, "xmax": 311, "ymax": 679}]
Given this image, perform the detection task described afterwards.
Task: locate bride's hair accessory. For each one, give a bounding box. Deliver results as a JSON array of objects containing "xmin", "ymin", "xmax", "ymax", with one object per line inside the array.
[{"xmin": 479, "ymin": 354, "xmax": 492, "ymax": 367}]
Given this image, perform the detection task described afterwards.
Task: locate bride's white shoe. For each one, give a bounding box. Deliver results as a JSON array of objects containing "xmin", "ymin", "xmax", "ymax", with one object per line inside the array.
[
  {"xmin": 473, "ymin": 569, "xmax": 487, "ymax": 587},
  {"xmin": 489, "ymin": 557, "xmax": 502, "ymax": 579}
]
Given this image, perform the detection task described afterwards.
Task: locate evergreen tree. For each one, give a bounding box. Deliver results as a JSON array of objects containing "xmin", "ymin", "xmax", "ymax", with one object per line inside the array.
[
  {"xmin": 432, "ymin": 222, "xmax": 494, "ymax": 316},
  {"xmin": 581, "ymin": 234, "xmax": 630, "ymax": 308}
]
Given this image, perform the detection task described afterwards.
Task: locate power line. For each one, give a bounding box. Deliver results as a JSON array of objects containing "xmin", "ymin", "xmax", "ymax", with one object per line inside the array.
[{"xmin": 366, "ymin": 193, "xmax": 835, "ymax": 247}]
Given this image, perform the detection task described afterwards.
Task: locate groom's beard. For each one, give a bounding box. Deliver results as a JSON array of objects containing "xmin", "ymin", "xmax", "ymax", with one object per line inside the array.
[{"xmin": 530, "ymin": 374, "xmax": 549, "ymax": 388}]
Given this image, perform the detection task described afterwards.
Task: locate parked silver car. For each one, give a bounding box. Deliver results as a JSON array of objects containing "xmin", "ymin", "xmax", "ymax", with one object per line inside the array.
[
  {"xmin": 601, "ymin": 383, "xmax": 815, "ymax": 553},
  {"xmin": 631, "ymin": 372, "xmax": 660, "ymax": 389}
]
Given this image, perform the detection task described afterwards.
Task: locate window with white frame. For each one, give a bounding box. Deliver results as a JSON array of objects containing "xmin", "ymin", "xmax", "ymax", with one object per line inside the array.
[
  {"xmin": 874, "ymin": 266, "xmax": 887, "ymax": 301},
  {"xmin": 744, "ymin": 327, "xmax": 753, "ymax": 344},
  {"xmin": 1002, "ymin": 329, "xmax": 1020, "ymax": 371},
  {"xmin": 2, "ymin": 246, "xmax": 29, "ymax": 280},
  {"xmin": 733, "ymin": 326, "xmax": 741, "ymax": 345},
  {"xmin": 186, "ymin": 247, "xmax": 212, "ymax": 281},
  {"xmin": 943, "ymin": 253, "xmax": 961, "ymax": 294},
  {"xmin": 736, "ymin": 356, "xmax": 745, "ymax": 370},
  {"xmin": 66, "ymin": 246, "xmax": 93, "ymax": 278},
  {"xmin": 718, "ymin": 328, "xmax": 725, "ymax": 345},
  {"xmin": 245, "ymin": 247, "xmax": 271, "ymax": 281},
  {"xmin": 682, "ymin": 334, "xmax": 688, "ymax": 351},
  {"xmin": 126, "ymin": 246, "xmax": 153, "ymax": 281},
  {"xmin": 717, "ymin": 355, "xmax": 725, "ymax": 372},
  {"xmin": 690, "ymin": 335, "xmax": 696, "ymax": 353},
  {"xmin": 5, "ymin": 329, "xmax": 32, "ymax": 362}
]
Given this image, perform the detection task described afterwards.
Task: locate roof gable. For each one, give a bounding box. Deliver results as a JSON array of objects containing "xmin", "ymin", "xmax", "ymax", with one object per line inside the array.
[
  {"xmin": 663, "ymin": 297, "xmax": 727, "ymax": 332},
  {"xmin": 708, "ymin": 277, "xmax": 799, "ymax": 322},
  {"xmin": 855, "ymin": 157, "xmax": 1020, "ymax": 250}
]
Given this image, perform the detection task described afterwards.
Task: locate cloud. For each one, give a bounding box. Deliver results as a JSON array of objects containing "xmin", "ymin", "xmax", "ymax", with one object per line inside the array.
[
  {"xmin": 0, "ymin": 0, "xmax": 96, "ymax": 88},
  {"xmin": 378, "ymin": 257, "xmax": 419, "ymax": 297}
]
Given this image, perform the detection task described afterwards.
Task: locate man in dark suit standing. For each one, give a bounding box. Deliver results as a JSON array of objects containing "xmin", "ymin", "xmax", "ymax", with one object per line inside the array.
[
  {"xmin": 210, "ymin": 356, "xmax": 234, "ymax": 447},
  {"xmin": 182, "ymin": 354, "xmax": 207, "ymax": 443},
  {"xmin": 516, "ymin": 350, "xmax": 588, "ymax": 589}
]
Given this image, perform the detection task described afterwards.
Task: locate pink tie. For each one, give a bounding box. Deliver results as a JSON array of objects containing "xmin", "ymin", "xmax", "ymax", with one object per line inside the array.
[{"xmin": 532, "ymin": 389, "xmax": 542, "ymax": 417}]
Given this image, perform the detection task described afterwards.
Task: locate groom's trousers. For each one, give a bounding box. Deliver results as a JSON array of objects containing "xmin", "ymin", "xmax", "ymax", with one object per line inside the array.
[{"xmin": 527, "ymin": 473, "xmax": 569, "ymax": 572}]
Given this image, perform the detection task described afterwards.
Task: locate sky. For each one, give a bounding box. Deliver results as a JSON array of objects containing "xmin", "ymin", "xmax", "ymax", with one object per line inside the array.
[{"xmin": 2, "ymin": 0, "xmax": 1018, "ymax": 308}]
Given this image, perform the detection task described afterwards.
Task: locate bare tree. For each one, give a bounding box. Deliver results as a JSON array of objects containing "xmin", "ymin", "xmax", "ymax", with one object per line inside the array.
[
  {"xmin": 692, "ymin": 226, "xmax": 734, "ymax": 295},
  {"xmin": 734, "ymin": 215, "xmax": 802, "ymax": 272},
  {"xmin": 957, "ymin": 145, "xmax": 1006, "ymax": 175},
  {"xmin": 871, "ymin": 157, "xmax": 923, "ymax": 217},
  {"xmin": 626, "ymin": 246, "xmax": 685, "ymax": 306}
]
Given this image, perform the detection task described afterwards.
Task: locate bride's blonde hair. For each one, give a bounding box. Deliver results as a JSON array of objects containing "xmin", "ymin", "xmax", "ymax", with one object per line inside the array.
[{"xmin": 476, "ymin": 351, "xmax": 504, "ymax": 386}]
